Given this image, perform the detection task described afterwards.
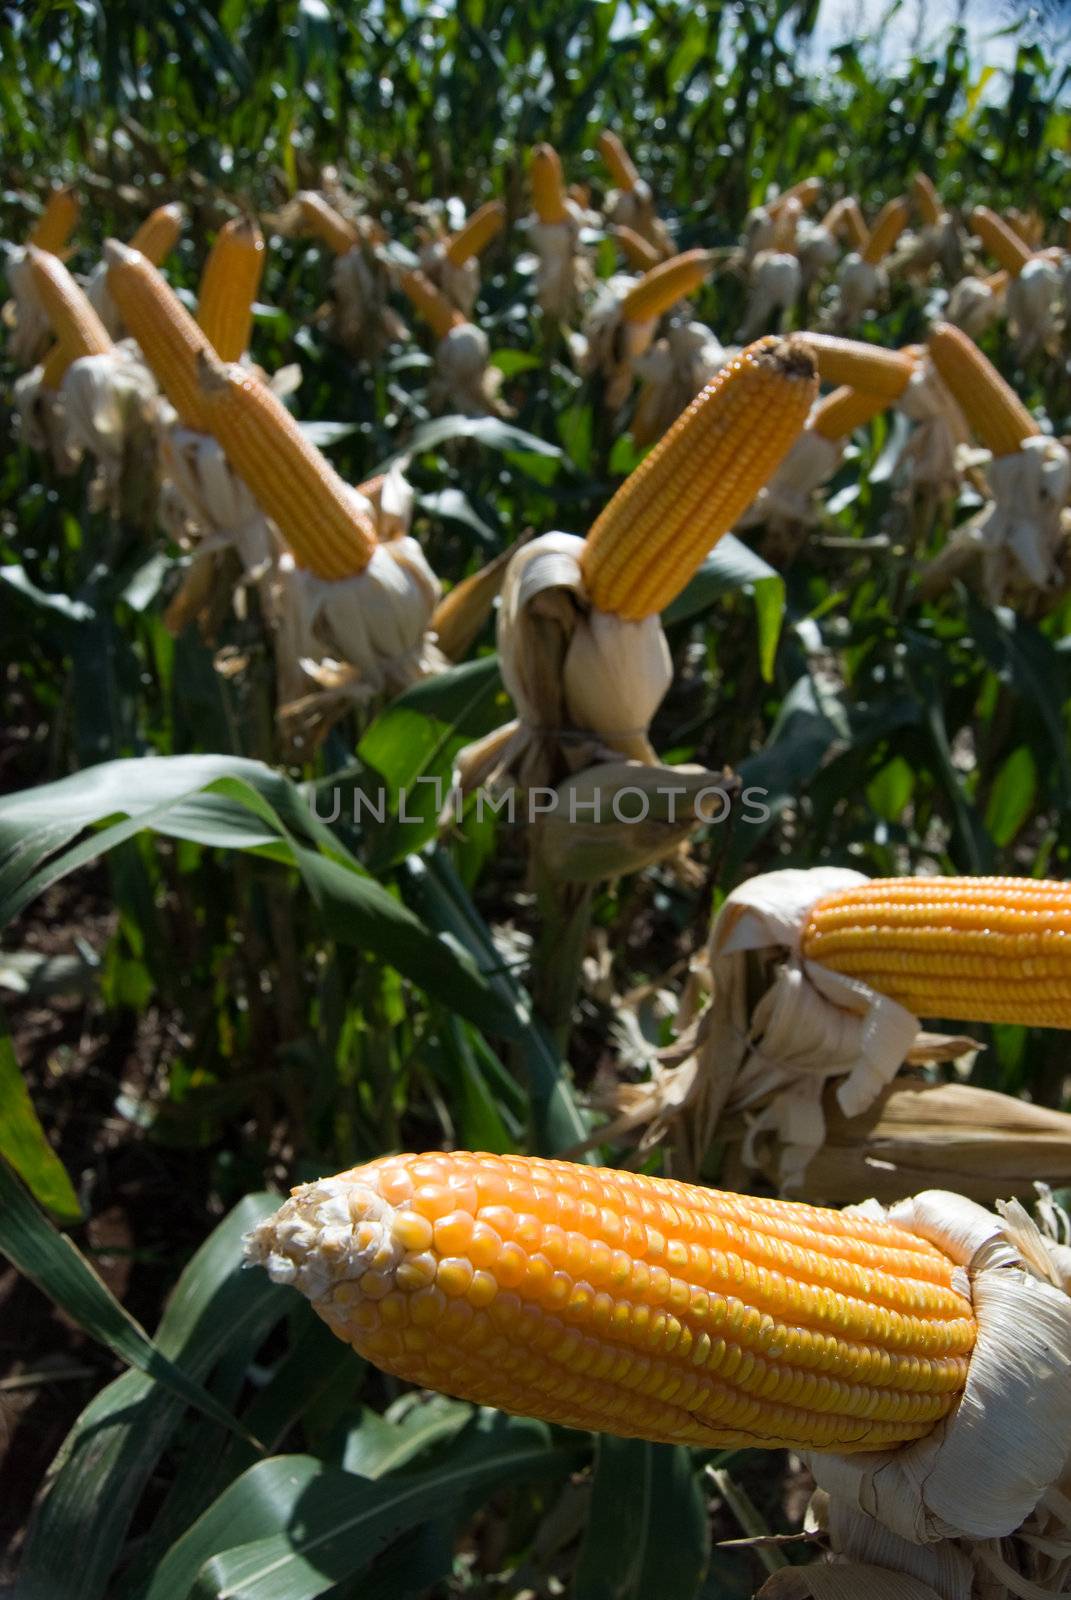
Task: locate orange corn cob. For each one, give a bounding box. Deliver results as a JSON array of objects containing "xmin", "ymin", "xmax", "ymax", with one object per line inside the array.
[
  {"xmin": 1006, "ymin": 209, "xmax": 1044, "ymax": 250},
  {"xmin": 615, "ymin": 225, "xmax": 661, "ymax": 272},
  {"xmin": 399, "ymin": 269, "xmax": 466, "ymax": 340},
  {"xmin": 862, "ymin": 197, "xmax": 910, "ymax": 264},
  {"xmin": 445, "ymin": 200, "xmax": 506, "ymax": 266},
  {"xmin": 619, "ymin": 249, "xmax": 714, "ymax": 325},
  {"xmin": 840, "ymin": 197, "xmax": 871, "ymax": 253},
  {"xmin": 296, "ymin": 191, "xmax": 362, "ymax": 256},
  {"xmin": 28, "ymin": 185, "xmax": 79, "ymax": 253},
  {"xmin": 810, "ymin": 386, "xmax": 890, "ymax": 441},
  {"xmin": 27, "ymin": 246, "xmax": 113, "ymax": 387},
  {"xmin": 531, "ymin": 145, "xmax": 568, "ymax": 225},
  {"xmin": 196, "ymin": 217, "xmax": 266, "ymax": 362},
  {"xmin": 104, "ymin": 240, "xmax": 213, "ymax": 430},
  {"xmin": 805, "ymin": 334, "xmax": 917, "ymax": 400},
  {"xmin": 246, "ymin": 1152, "xmax": 975, "ymax": 1453},
  {"xmin": 196, "ymin": 349, "xmax": 376, "ymax": 581},
  {"xmin": 912, "ymin": 174, "xmax": 942, "ymax": 226},
  {"xmin": 598, "ymin": 129, "xmax": 640, "ymax": 192},
  {"xmin": 581, "ymin": 335, "xmax": 818, "ymax": 620},
  {"xmin": 803, "ymin": 877, "xmax": 1071, "ymax": 1029},
  {"xmin": 767, "ymin": 176, "xmax": 822, "ymax": 216},
  {"xmin": 969, "ymin": 206, "xmax": 1031, "ymax": 277},
  {"xmin": 927, "ymin": 323, "xmax": 1039, "ymax": 456},
  {"xmin": 128, "ymin": 203, "xmax": 184, "ymax": 266}
]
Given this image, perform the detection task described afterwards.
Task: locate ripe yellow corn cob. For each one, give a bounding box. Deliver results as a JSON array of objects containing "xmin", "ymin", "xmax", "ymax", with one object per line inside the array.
[
  {"xmin": 105, "ymin": 240, "xmax": 214, "ymax": 430},
  {"xmin": 296, "ymin": 191, "xmax": 362, "ymax": 256},
  {"xmin": 445, "ymin": 200, "xmax": 506, "ymax": 267},
  {"xmin": 810, "ymin": 385, "xmax": 890, "ymax": 441},
  {"xmin": 246, "ymin": 1151, "xmax": 975, "ymax": 1453},
  {"xmin": 969, "ymin": 206, "xmax": 1031, "ymax": 277},
  {"xmin": 861, "ymin": 196, "xmax": 910, "ymax": 264},
  {"xmin": 615, "ymin": 225, "xmax": 661, "ymax": 272},
  {"xmin": 195, "ymin": 217, "xmax": 266, "ymax": 362},
  {"xmin": 802, "ymin": 876, "xmax": 1071, "ymax": 1028},
  {"xmin": 399, "ymin": 268, "xmax": 466, "ymax": 340},
  {"xmin": 927, "ymin": 322, "xmax": 1039, "ymax": 456},
  {"xmin": 1006, "ymin": 208, "xmax": 1044, "ymax": 250},
  {"xmin": 840, "ymin": 197, "xmax": 871, "ymax": 253},
  {"xmin": 531, "ymin": 144, "xmax": 568, "ymax": 225},
  {"xmin": 196, "ymin": 349, "xmax": 376, "ymax": 581},
  {"xmin": 581, "ymin": 335, "xmax": 818, "ymax": 621},
  {"xmin": 767, "ymin": 175, "xmax": 822, "ymax": 216},
  {"xmin": 27, "ymin": 246, "xmax": 113, "ymax": 387},
  {"xmin": 912, "ymin": 173, "xmax": 942, "ymax": 226},
  {"xmin": 28, "ymin": 185, "xmax": 79, "ymax": 253},
  {"xmin": 128, "ymin": 202, "xmax": 184, "ymax": 266},
  {"xmin": 618, "ymin": 249, "xmax": 714, "ymax": 325},
  {"xmin": 598, "ymin": 129, "xmax": 640, "ymax": 192},
  {"xmin": 805, "ymin": 334, "xmax": 916, "ymax": 400}
]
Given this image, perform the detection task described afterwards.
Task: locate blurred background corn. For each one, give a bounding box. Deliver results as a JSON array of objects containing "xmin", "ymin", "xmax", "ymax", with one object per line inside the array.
[
  {"xmin": 969, "ymin": 205, "xmax": 1032, "ymax": 276},
  {"xmin": 128, "ymin": 202, "xmax": 184, "ymax": 266},
  {"xmin": 28, "ymin": 247, "xmax": 113, "ymax": 386},
  {"xmin": 598, "ymin": 128, "xmax": 640, "ymax": 191},
  {"xmin": 912, "ymin": 173, "xmax": 942, "ymax": 225},
  {"xmin": 581, "ymin": 335, "xmax": 818, "ymax": 620},
  {"xmin": 767, "ymin": 175, "xmax": 822, "ymax": 215},
  {"xmin": 400, "ymin": 268, "xmax": 466, "ymax": 339},
  {"xmin": 802, "ymin": 876, "xmax": 1071, "ymax": 1028},
  {"xmin": 296, "ymin": 191, "xmax": 361, "ymax": 255},
  {"xmin": 105, "ymin": 240, "xmax": 213, "ymax": 430},
  {"xmin": 196, "ymin": 217, "xmax": 265, "ymax": 362},
  {"xmin": 196, "ymin": 348, "xmax": 376, "ymax": 580},
  {"xmin": 531, "ymin": 144, "xmax": 568, "ymax": 224},
  {"xmin": 28, "ymin": 185, "xmax": 80, "ymax": 253},
  {"xmin": 810, "ymin": 385, "xmax": 890, "ymax": 441},
  {"xmin": 619, "ymin": 249, "xmax": 714, "ymax": 324},
  {"xmin": 247, "ymin": 1151, "xmax": 975, "ymax": 1453},
  {"xmin": 927, "ymin": 323, "xmax": 1039, "ymax": 456},
  {"xmin": 861, "ymin": 195, "xmax": 910, "ymax": 263},
  {"xmin": 444, "ymin": 200, "xmax": 505, "ymax": 266},
  {"xmin": 615, "ymin": 225, "xmax": 661, "ymax": 271},
  {"xmin": 840, "ymin": 196, "xmax": 871, "ymax": 252},
  {"xmin": 806, "ymin": 334, "xmax": 916, "ymax": 399}
]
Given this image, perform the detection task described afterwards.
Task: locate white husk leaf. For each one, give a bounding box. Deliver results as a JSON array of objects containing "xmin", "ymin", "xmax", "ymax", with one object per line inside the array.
[
  {"xmin": 897, "ymin": 358, "xmax": 971, "ymax": 493},
  {"xmin": 84, "ymin": 258, "xmax": 125, "ymax": 339},
  {"xmin": 452, "ymin": 531, "xmax": 672, "ymax": 794},
  {"xmin": 530, "ymin": 200, "xmax": 589, "ymax": 318},
  {"xmin": 363, "ymin": 458, "xmax": 415, "ymax": 541},
  {"xmin": 606, "ymin": 180, "xmax": 673, "ymax": 258},
  {"xmin": 1006, "ymin": 256, "xmax": 1064, "ymax": 359},
  {"xmin": 3, "ymin": 248, "xmax": 52, "ymax": 366},
  {"xmin": 419, "ymin": 239, "xmax": 480, "ymax": 317},
  {"xmin": 330, "ymin": 246, "xmax": 405, "ymax": 357},
  {"xmin": 61, "ymin": 345, "xmax": 159, "ymax": 519},
  {"xmin": 574, "ymin": 274, "xmax": 657, "ymax": 410},
  {"xmin": 827, "ymin": 252, "xmax": 885, "ymax": 329},
  {"xmin": 741, "ymin": 206, "xmax": 777, "ymax": 263},
  {"xmin": 736, "ymin": 428, "xmax": 841, "ymax": 531},
  {"xmin": 738, "ymin": 250, "xmax": 801, "ymax": 341},
  {"xmin": 14, "ymin": 365, "xmax": 80, "ymax": 474},
  {"xmin": 159, "ymin": 422, "xmax": 275, "ymax": 573},
  {"xmin": 630, "ymin": 320, "xmax": 728, "ymax": 446},
  {"xmin": 432, "ymin": 321, "xmax": 507, "ymax": 417},
  {"xmin": 946, "ymin": 274, "xmax": 1005, "ymax": 339},
  {"xmin": 796, "ymin": 219, "xmax": 840, "ymax": 285},
  {"xmin": 889, "ymin": 216, "xmax": 963, "ymax": 282}
]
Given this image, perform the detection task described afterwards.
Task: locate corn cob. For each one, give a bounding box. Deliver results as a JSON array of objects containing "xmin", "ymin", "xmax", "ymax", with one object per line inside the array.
[
  {"xmin": 810, "ymin": 385, "xmax": 890, "ymax": 441},
  {"xmin": 802, "ymin": 876, "xmax": 1071, "ymax": 1028},
  {"xmin": 445, "ymin": 200, "xmax": 506, "ymax": 267},
  {"xmin": 618, "ymin": 249, "xmax": 714, "ymax": 325},
  {"xmin": 615, "ymin": 225, "xmax": 661, "ymax": 272},
  {"xmin": 840, "ymin": 197, "xmax": 871, "ymax": 253},
  {"xmin": 861, "ymin": 197, "xmax": 910, "ymax": 264},
  {"xmin": 805, "ymin": 334, "xmax": 916, "ymax": 400},
  {"xmin": 912, "ymin": 173, "xmax": 942, "ymax": 226},
  {"xmin": 927, "ymin": 322, "xmax": 1039, "ymax": 456},
  {"xmin": 296, "ymin": 191, "xmax": 362, "ymax": 256},
  {"xmin": 27, "ymin": 246, "xmax": 113, "ymax": 386},
  {"xmin": 104, "ymin": 241, "xmax": 214, "ymax": 430},
  {"xmin": 531, "ymin": 144, "xmax": 568, "ymax": 225},
  {"xmin": 598, "ymin": 129, "xmax": 640, "ymax": 192},
  {"xmin": 1006, "ymin": 208, "xmax": 1044, "ymax": 251},
  {"xmin": 128, "ymin": 202, "xmax": 184, "ymax": 266},
  {"xmin": 196, "ymin": 348, "xmax": 376, "ymax": 581},
  {"xmin": 28, "ymin": 185, "xmax": 79, "ymax": 253},
  {"xmin": 399, "ymin": 268, "xmax": 466, "ymax": 340},
  {"xmin": 969, "ymin": 206, "xmax": 1031, "ymax": 277},
  {"xmin": 581, "ymin": 335, "xmax": 818, "ymax": 620},
  {"xmin": 195, "ymin": 217, "xmax": 265, "ymax": 362},
  {"xmin": 767, "ymin": 176, "xmax": 822, "ymax": 216},
  {"xmin": 246, "ymin": 1151, "xmax": 975, "ymax": 1453}
]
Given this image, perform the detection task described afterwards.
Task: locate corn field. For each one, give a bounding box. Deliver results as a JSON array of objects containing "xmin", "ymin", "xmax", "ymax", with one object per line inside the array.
[{"xmin": 4, "ymin": 1, "xmax": 1071, "ymax": 1596}]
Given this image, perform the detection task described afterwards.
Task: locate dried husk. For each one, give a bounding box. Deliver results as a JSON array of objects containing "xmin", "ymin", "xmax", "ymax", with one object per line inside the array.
[
  {"xmin": 330, "ymin": 245, "xmax": 406, "ymax": 359},
  {"xmin": 431, "ymin": 537, "xmax": 526, "ymax": 661},
  {"xmin": 534, "ymin": 760, "xmax": 737, "ymax": 882},
  {"xmin": 573, "ymin": 274, "xmax": 659, "ymax": 411},
  {"xmin": 1006, "ymin": 255, "xmax": 1064, "ymax": 360},
  {"xmin": 917, "ymin": 437, "xmax": 1071, "ymax": 604},
  {"xmin": 605, "ymin": 179, "xmax": 673, "ymax": 259},
  {"xmin": 889, "ymin": 216, "xmax": 964, "ymax": 283},
  {"xmin": 13, "ymin": 365, "xmax": 80, "ymax": 474},
  {"xmin": 741, "ymin": 206, "xmax": 779, "ymax": 263},
  {"xmin": 595, "ymin": 868, "xmax": 974, "ymax": 1184},
  {"xmin": 61, "ymin": 345, "xmax": 159, "ymax": 523},
  {"xmin": 630, "ymin": 320, "xmax": 729, "ymax": 447},
  {"xmin": 430, "ymin": 321, "xmax": 508, "ymax": 417},
  {"xmin": 529, "ymin": 200, "xmax": 591, "ymax": 319},
  {"xmin": 897, "ymin": 357, "xmax": 971, "ymax": 495},
  {"xmin": 452, "ymin": 532, "xmax": 672, "ymax": 795},
  {"xmin": 826, "ymin": 252, "xmax": 886, "ymax": 329},
  {"xmin": 946, "ymin": 274, "xmax": 1006, "ymax": 339},
  {"xmin": 795, "ymin": 219, "xmax": 841, "ymax": 287},
  {"xmin": 419, "ymin": 238, "xmax": 480, "ymax": 317},
  {"xmin": 738, "ymin": 250, "xmax": 802, "ymax": 341},
  {"xmin": 736, "ymin": 427, "xmax": 842, "ymax": 536},
  {"xmin": 749, "ymin": 1080, "xmax": 1071, "ymax": 1207}
]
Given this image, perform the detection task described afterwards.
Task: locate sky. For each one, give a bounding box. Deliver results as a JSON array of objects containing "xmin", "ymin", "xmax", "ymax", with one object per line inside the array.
[{"xmin": 801, "ymin": 0, "xmax": 1068, "ymax": 66}]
